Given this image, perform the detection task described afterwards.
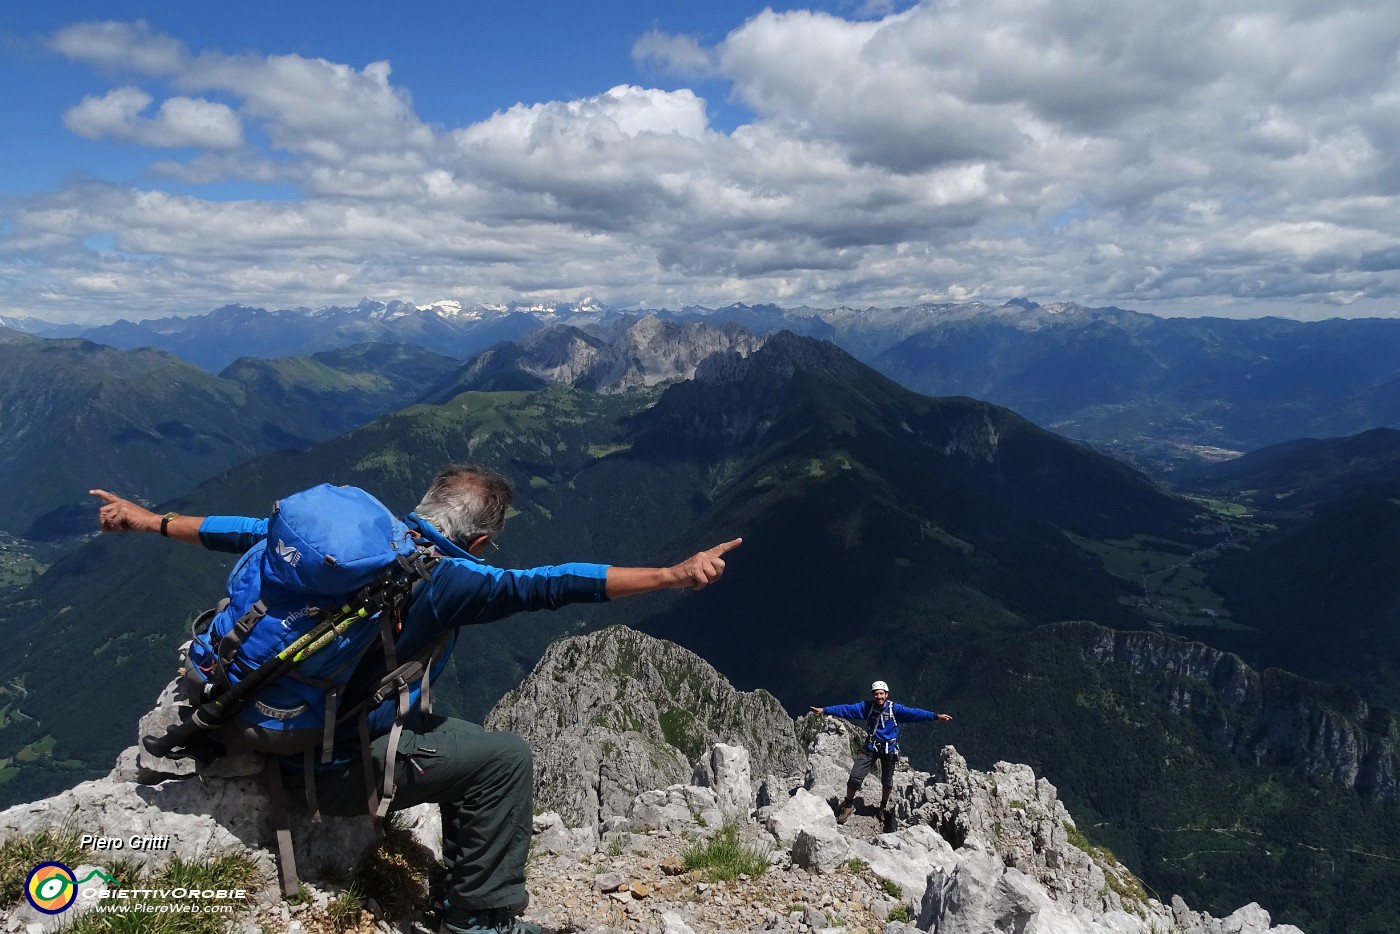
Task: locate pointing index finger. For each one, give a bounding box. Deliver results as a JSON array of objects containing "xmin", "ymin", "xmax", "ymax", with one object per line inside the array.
[
  {"xmin": 89, "ymin": 489, "xmax": 121, "ymax": 505},
  {"xmin": 709, "ymin": 537, "xmax": 743, "ymax": 556}
]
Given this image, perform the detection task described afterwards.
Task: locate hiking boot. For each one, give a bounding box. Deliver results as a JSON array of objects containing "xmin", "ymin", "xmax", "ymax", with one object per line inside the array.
[
  {"xmin": 882, "ymin": 809, "xmax": 898, "ymax": 834},
  {"xmin": 836, "ymin": 802, "xmax": 855, "ymax": 824},
  {"xmin": 441, "ymin": 909, "xmax": 540, "ymax": 934}
]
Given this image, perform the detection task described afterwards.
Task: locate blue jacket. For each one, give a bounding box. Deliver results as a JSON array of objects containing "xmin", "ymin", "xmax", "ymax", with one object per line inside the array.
[
  {"xmin": 821, "ymin": 699, "xmax": 942, "ymax": 754},
  {"xmin": 197, "ymin": 512, "xmax": 610, "ymax": 761}
]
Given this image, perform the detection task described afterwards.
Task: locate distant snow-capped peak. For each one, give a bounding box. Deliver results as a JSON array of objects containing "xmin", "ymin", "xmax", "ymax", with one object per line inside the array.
[
  {"xmin": 503, "ymin": 296, "xmax": 609, "ymax": 316},
  {"xmin": 417, "ymin": 299, "xmax": 488, "ymax": 321}
]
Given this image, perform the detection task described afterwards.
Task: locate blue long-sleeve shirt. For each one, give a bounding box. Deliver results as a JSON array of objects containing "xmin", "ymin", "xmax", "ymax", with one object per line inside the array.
[
  {"xmin": 197, "ymin": 512, "xmax": 611, "ymax": 627},
  {"xmin": 197, "ymin": 511, "xmax": 611, "ymax": 757},
  {"xmin": 821, "ymin": 699, "xmax": 942, "ymax": 753}
]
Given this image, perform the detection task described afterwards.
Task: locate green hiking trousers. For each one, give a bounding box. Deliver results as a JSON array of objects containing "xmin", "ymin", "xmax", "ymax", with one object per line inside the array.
[{"xmin": 306, "ymin": 713, "xmax": 534, "ymax": 920}]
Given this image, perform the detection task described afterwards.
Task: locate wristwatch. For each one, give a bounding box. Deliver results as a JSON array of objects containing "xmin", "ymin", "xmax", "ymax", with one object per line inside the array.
[{"xmin": 160, "ymin": 512, "xmax": 181, "ymax": 537}]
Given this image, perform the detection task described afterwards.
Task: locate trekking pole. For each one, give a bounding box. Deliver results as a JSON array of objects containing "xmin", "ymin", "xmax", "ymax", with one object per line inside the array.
[
  {"xmin": 142, "ymin": 607, "xmax": 367, "ymax": 760},
  {"xmin": 143, "ymin": 554, "xmax": 430, "ymax": 760}
]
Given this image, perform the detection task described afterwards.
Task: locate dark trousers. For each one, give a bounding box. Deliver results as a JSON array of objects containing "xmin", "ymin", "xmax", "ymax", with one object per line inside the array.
[
  {"xmin": 309, "ymin": 714, "xmax": 534, "ymax": 919},
  {"xmin": 848, "ymin": 748, "xmax": 899, "ymax": 790}
]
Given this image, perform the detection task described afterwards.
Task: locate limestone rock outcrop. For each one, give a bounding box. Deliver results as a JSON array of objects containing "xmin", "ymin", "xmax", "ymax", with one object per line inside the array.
[
  {"xmin": 0, "ymin": 679, "xmax": 440, "ymax": 934},
  {"xmin": 485, "ymin": 626, "xmax": 805, "ymax": 826},
  {"xmin": 1072, "ymin": 622, "xmax": 1400, "ymax": 799}
]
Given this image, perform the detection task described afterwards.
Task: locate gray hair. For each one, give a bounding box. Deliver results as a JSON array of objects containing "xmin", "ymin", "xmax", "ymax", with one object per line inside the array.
[{"xmin": 414, "ymin": 464, "xmax": 514, "ymax": 548}]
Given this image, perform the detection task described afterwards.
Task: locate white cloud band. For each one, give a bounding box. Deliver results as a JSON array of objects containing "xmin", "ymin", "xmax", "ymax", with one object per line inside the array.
[{"xmin": 5, "ymin": 1, "xmax": 1399, "ymax": 323}]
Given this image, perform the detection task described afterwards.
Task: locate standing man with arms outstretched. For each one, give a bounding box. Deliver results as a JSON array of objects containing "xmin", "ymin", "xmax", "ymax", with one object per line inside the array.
[
  {"xmin": 810, "ymin": 679, "xmax": 951, "ymax": 831},
  {"xmin": 94, "ymin": 464, "xmax": 741, "ymax": 934}
]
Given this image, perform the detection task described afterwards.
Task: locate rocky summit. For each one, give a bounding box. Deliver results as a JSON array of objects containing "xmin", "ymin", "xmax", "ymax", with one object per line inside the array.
[
  {"xmin": 485, "ymin": 626, "xmax": 806, "ymax": 827},
  {"xmin": 0, "ymin": 627, "xmax": 1304, "ymax": 934}
]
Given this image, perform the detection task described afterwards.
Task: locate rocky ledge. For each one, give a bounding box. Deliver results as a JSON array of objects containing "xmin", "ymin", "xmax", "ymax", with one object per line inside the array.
[{"xmin": 515, "ymin": 720, "xmax": 1303, "ymax": 934}]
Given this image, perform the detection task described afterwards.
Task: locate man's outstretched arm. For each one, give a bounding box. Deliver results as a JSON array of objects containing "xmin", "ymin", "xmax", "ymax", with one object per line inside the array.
[
  {"xmin": 892, "ymin": 703, "xmax": 953, "ymax": 722},
  {"xmin": 810, "ymin": 702, "xmax": 865, "ymax": 719},
  {"xmin": 605, "ymin": 538, "xmax": 742, "ymax": 597},
  {"xmin": 91, "ymin": 489, "xmax": 205, "ymax": 544},
  {"xmin": 91, "ymin": 489, "xmax": 264, "ymax": 553}
]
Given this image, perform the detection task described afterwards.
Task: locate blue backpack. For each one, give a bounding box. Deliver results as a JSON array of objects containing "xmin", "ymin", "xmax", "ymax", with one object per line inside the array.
[
  {"xmin": 152, "ymin": 484, "xmax": 448, "ymax": 897},
  {"xmin": 180, "ymin": 484, "xmax": 442, "ymax": 783}
]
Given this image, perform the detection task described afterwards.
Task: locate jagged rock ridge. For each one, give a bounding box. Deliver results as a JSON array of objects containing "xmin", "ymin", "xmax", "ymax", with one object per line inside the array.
[
  {"xmin": 485, "ymin": 625, "xmax": 806, "ymax": 826},
  {"xmin": 426, "ymin": 315, "xmax": 766, "ymax": 398},
  {"xmin": 1, "ymin": 627, "xmax": 1305, "ymax": 934}
]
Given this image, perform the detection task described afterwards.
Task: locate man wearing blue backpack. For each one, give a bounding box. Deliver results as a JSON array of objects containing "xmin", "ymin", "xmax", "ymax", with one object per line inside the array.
[
  {"xmin": 93, "ymin": 464, "xmax": 740, "ymax": 934},
  {"xmin": 809, "ymin": 680, "xmax": 952, "ymax": 831}
]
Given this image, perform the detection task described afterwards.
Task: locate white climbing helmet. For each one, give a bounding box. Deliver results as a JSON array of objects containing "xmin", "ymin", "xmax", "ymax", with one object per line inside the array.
[{"xmin": 871, "ymin": 680, "xmax": 889, "ymax": 692}]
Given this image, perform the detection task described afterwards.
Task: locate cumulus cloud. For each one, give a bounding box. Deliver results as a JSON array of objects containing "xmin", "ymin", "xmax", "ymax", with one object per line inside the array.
[
  {"xmin": 63, "ymin": 88, "xmax": 243, "ymax": 148},
  {"xmin": 49, "ymin": 20, "xmax": 186, "ymax": 75},
  {"xmin": 184, "ymin": 54, "xmax": 433, "ymax": 161},
  {"xmin": 7, "ymin": 1, "xmax": 1400, "ymax": 324}
]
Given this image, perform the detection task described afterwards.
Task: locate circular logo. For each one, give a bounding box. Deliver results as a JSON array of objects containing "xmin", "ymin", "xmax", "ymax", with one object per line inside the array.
[{"xmin": 25, "ymin": 862, "xmax": 78, "ymax": 914}]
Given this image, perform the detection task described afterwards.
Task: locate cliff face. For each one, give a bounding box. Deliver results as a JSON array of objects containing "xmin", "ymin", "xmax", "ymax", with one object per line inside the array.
[
  {"xmin": 1067, "ymin": 623, "xmax": 1400, "ymax": 799},
  {"xmin": 449, "ymin": 316, "xmax": 767, "ymax": 395},
  {"xmin": 484, "ymin": 625, "xmax": 806, "ymax": 825}
]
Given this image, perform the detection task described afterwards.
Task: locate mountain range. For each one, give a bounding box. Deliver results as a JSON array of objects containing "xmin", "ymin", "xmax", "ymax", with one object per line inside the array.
[
  {"xmin": 16, "ymin": 297, "xmax": 1399, "ymax": 472},
  {"xmin": 76, "ymin": 299, "xmax": 577, "ymax": 370},
  {"xmin": 1184, "ymin": 426, "xmax": 1400, "ymax": 513},
  {"xmin": 0, "ymin": 331, "xmax": 1201, "ymax": 795},
  {"xmin": 0, "ymin": 329, "xmax": 459, "ymax": 540}
]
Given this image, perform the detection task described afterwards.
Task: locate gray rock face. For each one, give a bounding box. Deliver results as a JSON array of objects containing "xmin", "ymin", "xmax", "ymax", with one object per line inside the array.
[
  {"xmin": 1073, "ymin": 623, "xmax": 1400, "ymax": 799},
  {"xmin": 791, "ymin": 823, "xmax": 850, "ymax": 874},
  {"xmin": 463, "ymin": 315, "xmax": 766, "ymax": 394},
  {"xmin": 913, "ymin": 748, "xmax": 1112, "ymax": 911},
  {"xmin": 803, "ymin": 715, "xmax": 860, "ymax": 800},
  {"xmin": 485, "ymin": 625, "xmax": 805, "ymax": 826},
  {"xmin": 0, "ymin": 760, "xmax": 440, "ymax": 933},
  {"xmin": 691, "ymin": 743, "xmax": 753, "ymax": 819},
  {"xmin": 594, "ymin": 315, "xmax": 766, "ymax": 391},
  {"xmin": 794, "ymin": 730, "xmax": 1302, "ymax": 933},
  {"xmin": 919, "ymin": 839, "xmax": 1067, "ymax": 934},
  {"xmin": 626, "ymin": 785, "xmax": 723, "ymax": 834},
  {"xmin": 764, "ymin": 787, "xmax": 838, "ymax": 846}
]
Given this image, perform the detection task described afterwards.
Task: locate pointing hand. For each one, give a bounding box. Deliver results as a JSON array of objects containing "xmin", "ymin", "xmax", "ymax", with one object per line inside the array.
[
  {"xmin": 90, "ymin": 489, "xmax": 159, "ymax": 534},
  {"xmin": 672, "ymin": 538, "xmax": 742, "ymax": 591}
]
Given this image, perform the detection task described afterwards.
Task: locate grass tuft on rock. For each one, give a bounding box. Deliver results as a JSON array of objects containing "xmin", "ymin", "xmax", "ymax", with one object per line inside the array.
[{"xmin": 682, "ymin": 821, "xmax": 770, "ymax": 882}]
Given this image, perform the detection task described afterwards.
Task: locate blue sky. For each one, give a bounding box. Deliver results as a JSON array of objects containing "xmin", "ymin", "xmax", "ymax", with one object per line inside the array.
[
  {"xmin": 3, "ymin": 0, "xmax": 1399, "ymax": 324},
  {"xmin": 2, "ymin": 2, "xmax": 801, "ymax": 194}
]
